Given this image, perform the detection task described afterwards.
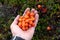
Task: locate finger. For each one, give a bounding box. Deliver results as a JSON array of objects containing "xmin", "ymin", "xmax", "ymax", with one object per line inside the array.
[
  {"xmin": 31, "ymin": 8, "xmax": 35, "ymax": 13},
  {"xmin": 34, "ymin": 10, "xmax": 38, "ymax": 14},
  {"xmin": 23, "ymin": 8, "xmax": 30, "ymax": 16},
  {"xmin": 13, "ymin": 15, "xmax": 20, "ymax": 24},
  {"xmin": 34, "ymin": 13, "xmax": 39, "ymax": 27}
]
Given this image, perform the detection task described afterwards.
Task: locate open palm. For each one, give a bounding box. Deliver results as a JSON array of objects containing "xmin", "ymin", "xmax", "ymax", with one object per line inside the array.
[{"xmin": 10, "ymin": 8, "xmax": 39, "ymax": 40}]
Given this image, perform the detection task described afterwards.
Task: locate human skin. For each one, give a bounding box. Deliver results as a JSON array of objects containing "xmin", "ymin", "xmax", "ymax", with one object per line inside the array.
[{"xmin": 10, "ymin": 8, "xmax": 39, "ymax": 40}]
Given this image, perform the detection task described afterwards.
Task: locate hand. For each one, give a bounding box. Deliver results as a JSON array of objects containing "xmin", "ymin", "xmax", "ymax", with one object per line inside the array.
[{"xmin": 10, "ymin": 8, "xmax": 39, "ymax": 40}]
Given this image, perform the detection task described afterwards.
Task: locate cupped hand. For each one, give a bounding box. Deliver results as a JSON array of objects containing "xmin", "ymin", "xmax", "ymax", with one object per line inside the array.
[{"xmin": 10, "ymin": 8, "xmax": 39, "ymax": 40}]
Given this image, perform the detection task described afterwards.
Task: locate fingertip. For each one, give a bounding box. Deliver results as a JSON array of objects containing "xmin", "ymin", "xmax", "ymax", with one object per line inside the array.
[
  {"xmin": 25, "ymin": 8, "xmax": 30, "ymax": 11},
  {"xmin": 23, "ymin": 8, "xmax": 30, "ymax": 16},
  {"xmin": 15, "ymin": 15, "xmax": 20, "ymax": 20},
  {"xmin": 17, "ymin": 15, "xmax": 20, "ymax": 17},
  {"xmin": 31, "ymin": 8, "xmax": 35, "ymax": 13},
  {"xmin": 26, "ymin": 8, "xmax": 30, "ymax": 10},
  {"xmin": 13, "ymin": 15, "xmax": 20, "ymax": 24},
  {"xmin": 16, "ymin": 15, "xmax": 20, "ymax": 19}
]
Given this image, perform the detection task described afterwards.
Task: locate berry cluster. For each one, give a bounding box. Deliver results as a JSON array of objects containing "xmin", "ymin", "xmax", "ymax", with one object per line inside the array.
[{"xmin": 18, "ymin": 11, "xmax": 35, "ymax": 31}]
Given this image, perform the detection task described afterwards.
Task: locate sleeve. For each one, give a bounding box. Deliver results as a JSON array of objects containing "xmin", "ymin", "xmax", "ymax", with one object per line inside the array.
[{"xmin": 11, "ymin": 36, "xmax": 25, "ymax": 40}]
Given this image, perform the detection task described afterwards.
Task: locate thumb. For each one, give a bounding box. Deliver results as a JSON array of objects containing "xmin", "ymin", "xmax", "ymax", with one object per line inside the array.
[{"xmin": 12, "ymin": 15, "xmax": 20, "ymax": 24}]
